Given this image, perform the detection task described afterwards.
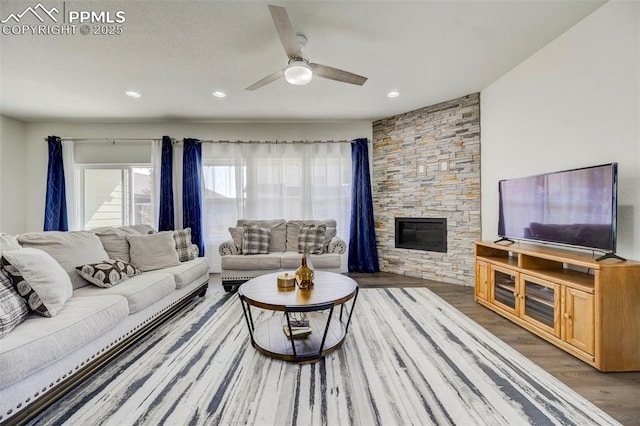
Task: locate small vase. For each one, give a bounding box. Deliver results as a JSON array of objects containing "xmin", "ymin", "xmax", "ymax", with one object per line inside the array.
[{"xmin": 295, "ymin": 253, "xmax": 314, "ymax": 289}]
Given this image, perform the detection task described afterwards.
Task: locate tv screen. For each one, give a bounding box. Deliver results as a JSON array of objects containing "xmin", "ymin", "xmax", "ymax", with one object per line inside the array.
[{"xmin": 498, "ymin": 163, "xmax": 617, "ymax": 253}]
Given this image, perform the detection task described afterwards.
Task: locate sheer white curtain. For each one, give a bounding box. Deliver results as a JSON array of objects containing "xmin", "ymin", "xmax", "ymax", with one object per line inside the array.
[
  {"xmin": 201, "ymin": 141, "xmax": 352, "ymax": 272},
  {"xmin": 172, "ymin": 142, "xmax": 184, "ymax": 230},
  {"xmin": 61, "ymin": 140, "xmax": 80, "ymax": 231},
  {"xmin": 150, "ymin": 140, "xmax": 162, "ymax": 229}
]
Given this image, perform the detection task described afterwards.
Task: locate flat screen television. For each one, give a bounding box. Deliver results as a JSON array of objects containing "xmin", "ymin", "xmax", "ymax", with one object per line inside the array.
[{"xmin": 497, "ymin": 163, "xmax": 618, "ymax": 255}]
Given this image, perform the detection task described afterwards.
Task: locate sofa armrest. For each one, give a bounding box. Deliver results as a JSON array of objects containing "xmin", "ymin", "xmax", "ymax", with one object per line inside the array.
[
  {"xmin": 219, "ymin": 240, "xmax": 240, "ymax": 256},
  {"xmin": 327, "ymin": 237, "xmax": 347, "ymax": 254}
]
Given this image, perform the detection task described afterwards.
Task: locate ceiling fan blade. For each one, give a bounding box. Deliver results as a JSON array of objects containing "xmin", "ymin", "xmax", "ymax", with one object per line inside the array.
[
  {"xmin": 310, "ymin": 63, "xmax": 368, "ymax": 86},
  {"xmin": 268, "ymin": 5, "xmax": 303, "ymax": 60},
  {"xmin": 245, "ymin": 69, "xmax": 284, "ymax": 91}
]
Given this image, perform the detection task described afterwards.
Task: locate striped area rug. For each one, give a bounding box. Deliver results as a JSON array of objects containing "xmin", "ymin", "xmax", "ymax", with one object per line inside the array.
[{"xmin": 30, "ymin": 287, "xmax": 619, "ymax": 425}]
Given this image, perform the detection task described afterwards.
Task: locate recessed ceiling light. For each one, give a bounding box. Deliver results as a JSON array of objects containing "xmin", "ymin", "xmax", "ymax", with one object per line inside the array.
[
  {"xmin": 125, "ymin": 90, "xmax": 141, "ymax": 98},
  {"xmin": 387, "ymin": 91, "xmax": 400, "ymax": 98},
  {"xmin": 212, "ymin": 91, "xmax": 227, "ymax": 98}
]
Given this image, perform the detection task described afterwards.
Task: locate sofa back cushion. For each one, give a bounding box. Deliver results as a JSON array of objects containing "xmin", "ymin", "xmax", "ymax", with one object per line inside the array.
[
  {"xmin": 286, "ymin": 220, "xmax": 337, "ymax": 252},
  {"xmin": 92, "ymin": 225, "xmax": 155, "ymax": 263},
  {"xmin": 17, "ymin": 231, "xmax": 110, "ymax": 290},
  {"xmin": 236, "ymin": 219, "xmax": 286, "ymax": 252}
]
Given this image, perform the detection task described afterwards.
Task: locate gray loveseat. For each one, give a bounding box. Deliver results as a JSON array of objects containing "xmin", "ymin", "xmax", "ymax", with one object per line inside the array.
[
  {"xmin": 0, "ymin": 225, "xmax": 209, "ymax": 424},
  {"xmin": 218, "ymin": 219, "xmax": 347, "ymax": 291}
]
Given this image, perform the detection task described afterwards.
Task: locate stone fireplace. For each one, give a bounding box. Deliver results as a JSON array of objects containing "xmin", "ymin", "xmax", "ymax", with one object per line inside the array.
[
  {"xmin": 395, "ymin": 218, "xmax": 447, "ymax": 253},
  {"xmin": 372, "ymin": 93, "xmax": 481, "ymax": 285}
]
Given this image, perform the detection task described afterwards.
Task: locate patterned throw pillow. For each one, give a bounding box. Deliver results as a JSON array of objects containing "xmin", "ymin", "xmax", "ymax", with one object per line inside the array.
[
  {"xmin": 297, "ymin": 224, "xmax": 327, "ymax": 254},
  {"xmin": 242, "ymin": 225, "xmax": 270, "ymax": 255},
  {"xmin": 76, "ymin": 259, "xmax": 141, "ymax": 288},
  {"xmin": 0, "ymin": 269, "xmax": 28, "ymax": 336},
  {"xmin": 173, "ymin": 228, "xmax": 198, "ymax": 262}
]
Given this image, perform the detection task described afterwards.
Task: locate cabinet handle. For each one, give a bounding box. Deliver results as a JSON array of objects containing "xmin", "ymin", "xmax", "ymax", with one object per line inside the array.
[{"xmin": 564, "ymin": 313, "xmax": 570, "ymax": 319}]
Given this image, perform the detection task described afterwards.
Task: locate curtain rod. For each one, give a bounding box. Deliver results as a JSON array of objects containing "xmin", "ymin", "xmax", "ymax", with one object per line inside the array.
[
  {"xmin": 187, "ymin": 139, "xmax": 353, "ymax": 145},
  {"xmin": 43, "ymin": 138, "xmax": 160, "ymax": 143},
  {"xmin": 44, "ymin": 138, "xmax": 358, "ymax": 144}
]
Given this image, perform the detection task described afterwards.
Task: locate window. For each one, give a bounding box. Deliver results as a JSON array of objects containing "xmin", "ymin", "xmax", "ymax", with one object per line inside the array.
[
  {"xmin": 200, "ymin": 142, "xmax": 351, "ymax": 272},
  {"xmin": 79, "ymin": 165, "xmax": 152, "ymax": 229}
]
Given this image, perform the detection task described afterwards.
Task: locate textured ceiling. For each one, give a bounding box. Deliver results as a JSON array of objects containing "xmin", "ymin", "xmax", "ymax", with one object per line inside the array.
[{"xmin": 0, "ymin": 0, "xmax": 605, "ymax": 122}]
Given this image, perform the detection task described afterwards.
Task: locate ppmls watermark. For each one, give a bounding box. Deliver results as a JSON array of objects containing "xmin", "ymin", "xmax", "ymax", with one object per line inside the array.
[{"xmin": 1, "ymin": 2, "xmax": 126, "ymax": 36}]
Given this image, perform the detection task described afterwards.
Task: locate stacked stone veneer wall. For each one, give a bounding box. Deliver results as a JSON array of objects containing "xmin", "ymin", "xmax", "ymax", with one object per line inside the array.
[{"xmin": 372, "ymin": 93, "xmax": 480, "ymax": 285}]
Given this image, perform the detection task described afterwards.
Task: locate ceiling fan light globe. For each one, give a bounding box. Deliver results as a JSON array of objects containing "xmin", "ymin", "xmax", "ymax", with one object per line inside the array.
[{"xmin": 284, "ymin": 61, "xmax": 313, "ymax": 85}]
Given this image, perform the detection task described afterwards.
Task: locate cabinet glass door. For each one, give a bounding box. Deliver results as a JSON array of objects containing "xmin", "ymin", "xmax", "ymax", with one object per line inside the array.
[
  {"xmin": 491, "ymin": 267, "xmax": 518, "ymax": 314},
  {"xmin": 521, "ymin": 275, "xmax": 560, "ymax": 337}
]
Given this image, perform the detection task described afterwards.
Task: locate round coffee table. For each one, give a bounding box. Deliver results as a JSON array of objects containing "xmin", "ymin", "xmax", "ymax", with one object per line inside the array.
[{"xmin": 237, "ymin": 271, "xmax": 359, "ymax": 363}]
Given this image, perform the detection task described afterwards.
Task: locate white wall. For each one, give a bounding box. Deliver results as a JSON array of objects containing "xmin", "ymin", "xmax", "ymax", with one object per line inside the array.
[
  {"xmin": 22, "ymin": 120, "xmax": 372, "ymax": 232},
  {"xmin": 0, "ymin": 115, "xmax": 27, "ymax": 233},
  {"xmin": 481, "ymin": 1, "xmax": 640, "ymax": 259}
]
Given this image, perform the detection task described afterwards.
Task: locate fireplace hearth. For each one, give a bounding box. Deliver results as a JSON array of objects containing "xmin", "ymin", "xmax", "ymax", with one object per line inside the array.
[{"xmin": 395, "ymin": 218, "xmax": 447, "ymax": 253}]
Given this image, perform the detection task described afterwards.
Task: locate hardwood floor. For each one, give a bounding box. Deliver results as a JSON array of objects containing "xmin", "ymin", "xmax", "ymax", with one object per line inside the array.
[{"xmin": 347, "ymin": 271, "xmax": 640, "ymax": 426}]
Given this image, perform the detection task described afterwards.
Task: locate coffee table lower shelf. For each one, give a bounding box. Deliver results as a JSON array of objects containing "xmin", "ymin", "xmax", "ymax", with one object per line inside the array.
[{"xmin": 252, "ymin": 312, "xmax": 346, "ymax": 363}]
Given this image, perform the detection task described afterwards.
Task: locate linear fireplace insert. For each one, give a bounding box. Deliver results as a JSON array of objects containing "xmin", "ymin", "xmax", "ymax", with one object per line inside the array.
[{"xmin": 395, "ymin": 217, "xmax": 447, "ymax": 253}]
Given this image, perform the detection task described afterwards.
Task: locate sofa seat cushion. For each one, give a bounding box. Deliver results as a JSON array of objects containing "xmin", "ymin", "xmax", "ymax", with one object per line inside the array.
[
  {"xmin": 156, "ymin": 257, "xmax": 209, "ymax": 289},
  {"xmin": 221, "ymin": 254, "xmax": 281, "ymax": 270},
  {"xmin": 73, "ymin": 273, "xmax": 175, "ymax": 313},
  {"xmin": 280, "ymin": 251, "xmax": 342, "ymax": 269},
  {"xmin": 0, "ymin": 294, "xmax": 128, "ymax": 389}
]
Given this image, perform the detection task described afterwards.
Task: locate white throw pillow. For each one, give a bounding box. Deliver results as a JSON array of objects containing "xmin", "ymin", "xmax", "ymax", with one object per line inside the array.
[
  {"xmin": 127, "ymin": 232, "xmax": 181, "ymax": 272},
  {"xmin": 0, "ymin": 248, "xmax": 73, "ymax": 317},
  {"xmin": 228, "ymin": 226, "xmax": 244, "ymax": 253}
]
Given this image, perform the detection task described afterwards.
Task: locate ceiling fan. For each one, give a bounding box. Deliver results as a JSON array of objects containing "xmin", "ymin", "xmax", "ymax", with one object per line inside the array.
[{"xmin": 246, "ymin": 4, "xmax": 368, "ymax": 91}]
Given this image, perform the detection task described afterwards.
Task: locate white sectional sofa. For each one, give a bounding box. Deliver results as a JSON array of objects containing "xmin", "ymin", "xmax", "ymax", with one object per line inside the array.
[
  {"xmin": 218, "ymin": 219, "xmax": 347, "ymax": 291},
  {"xmin": 0, "ymin": 226, "xmax": 209, "ymax": 425}
]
